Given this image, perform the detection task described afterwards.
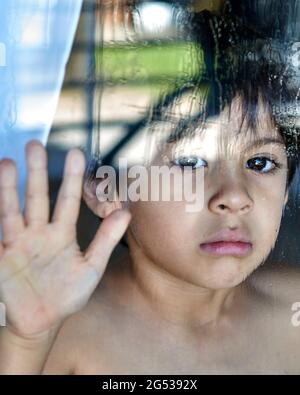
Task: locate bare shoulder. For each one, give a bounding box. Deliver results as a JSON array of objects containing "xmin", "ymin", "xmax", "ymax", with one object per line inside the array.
[
  {"xmin": 248, "ymin": 260, "xmax": 300, "ymax": 305},
  {"xmin": 247, "ymin": 261, "xmax": 300, "ymax": 346},
  {"xmin": 43, "ymin": 246, "xmax": 133, "ymax": 374},
  {"xmin": 245, "ymin": 262, "xmax": 300, "ymax": 373}
]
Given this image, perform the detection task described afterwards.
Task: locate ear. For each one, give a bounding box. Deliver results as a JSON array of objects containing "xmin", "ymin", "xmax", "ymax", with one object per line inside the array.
[{"xmin": 83, "ymin": 178, "xmax": 123, "ymax": 219}]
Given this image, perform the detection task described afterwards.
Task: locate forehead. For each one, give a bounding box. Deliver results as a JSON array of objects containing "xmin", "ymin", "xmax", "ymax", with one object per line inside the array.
[
  {"xmin": 170, "ymin": 121, "xmax": 285, "ymax": 160},
  {"xmin": 206, "ymin": 95, "xmax": 276, "ymax": 135},
  {"xmin": 158, "ymin": 97, "xmax": 281, "ymax": 142}
]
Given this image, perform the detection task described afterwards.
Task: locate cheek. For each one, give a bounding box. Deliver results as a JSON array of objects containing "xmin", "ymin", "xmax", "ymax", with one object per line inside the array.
[
  {"xmin": 253, "ymin": 188, "xmax": 286, "ymax": 250},
  {"xmin": 129, "ymin": 201, "xmax": 198, "ymax": 253},
  {"xmin": 247, "ymin": 169, "xmax": 286, "ymax": 220}
]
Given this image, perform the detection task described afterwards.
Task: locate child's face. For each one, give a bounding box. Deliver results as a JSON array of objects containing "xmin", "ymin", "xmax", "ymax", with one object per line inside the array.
[{"xmin": 127, "ymin": 97, "xmax": 289, "ymax": 289}]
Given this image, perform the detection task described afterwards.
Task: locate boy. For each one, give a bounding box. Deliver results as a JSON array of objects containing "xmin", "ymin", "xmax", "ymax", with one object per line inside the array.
[
  {"xmin": 1, "ymin": 76, "xmax": 300, "ymax": 374},
  {"xmin": 1, "ymin": 4, "xmax": 300, "ymax": 373}
]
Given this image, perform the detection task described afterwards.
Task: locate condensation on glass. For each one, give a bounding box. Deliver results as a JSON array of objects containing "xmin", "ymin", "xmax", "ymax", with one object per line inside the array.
[
  {"xmin": 88, "ymin": 0, "xmax": 300, "ymax": 263},
  {"xmin": 0, "ymin": 1, "xmax": 299, "ymax": 262}
]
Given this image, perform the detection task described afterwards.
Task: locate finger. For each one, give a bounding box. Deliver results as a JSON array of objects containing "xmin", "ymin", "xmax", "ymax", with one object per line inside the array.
[
  {"xmin": 84, "ymin": 209, "xmax": 131, "ymax": 276},
  {"xmin": 0, "ymin": 159, "xmax": 25, "ymax": 245},
  {"xmin": 24, "ymin": 140, "xmax": 50, "ymax": 227},
  {"xmin": 52, "ymin": 149, "xmax": 85, "ymax": 226}
]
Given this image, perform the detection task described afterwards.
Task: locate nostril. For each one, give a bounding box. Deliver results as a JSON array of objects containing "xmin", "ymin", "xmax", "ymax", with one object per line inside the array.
[{"xmin": 219, "ymin": 204, "xmax": 226, "ymax": 210}]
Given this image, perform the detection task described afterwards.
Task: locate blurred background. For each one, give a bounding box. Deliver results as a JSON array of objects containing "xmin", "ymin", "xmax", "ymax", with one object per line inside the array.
[{"xmin": 42, "ymin": 0, "xmax": 300, "ymax": 263}]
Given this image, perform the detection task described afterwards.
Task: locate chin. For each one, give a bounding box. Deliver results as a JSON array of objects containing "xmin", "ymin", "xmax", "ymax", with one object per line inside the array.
[{"xmin": 195, "ymin": 258, "xmax": 254, "ymax": 290}]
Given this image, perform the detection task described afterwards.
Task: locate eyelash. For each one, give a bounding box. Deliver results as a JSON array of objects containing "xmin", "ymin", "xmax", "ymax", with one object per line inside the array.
[
  {"xmin": 171, "ymin": 156, "xmax": 207, "ymax": 169},
  {"xmin": 171, "ymin": 155, "xmax": 283, "ymax": 175},
  {"xmin": 246, "ymin": 157, "xmax": 283, "ymax": 175}
]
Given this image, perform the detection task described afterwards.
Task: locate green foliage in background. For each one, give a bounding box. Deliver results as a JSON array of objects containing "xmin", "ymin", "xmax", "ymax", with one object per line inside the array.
[{"xmin": 96, "ymin": 42, "xmax": 203, "ymax": 88}]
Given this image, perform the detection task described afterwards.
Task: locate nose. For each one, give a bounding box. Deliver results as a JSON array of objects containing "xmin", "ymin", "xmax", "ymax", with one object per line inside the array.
[{"xmin": 208, "ymin": 178, "xmax": 253, "ymax": 216}]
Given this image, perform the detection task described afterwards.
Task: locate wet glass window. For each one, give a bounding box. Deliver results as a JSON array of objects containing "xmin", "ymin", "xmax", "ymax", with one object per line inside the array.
[{"xmin": 1, "ymin": 0, "xmax": 300, "ymax": 375}]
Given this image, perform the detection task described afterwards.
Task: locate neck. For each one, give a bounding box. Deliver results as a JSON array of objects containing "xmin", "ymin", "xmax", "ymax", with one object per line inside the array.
[{"xmin": 126, "ymin": 231, "xmax": 244, "ymax": 331}]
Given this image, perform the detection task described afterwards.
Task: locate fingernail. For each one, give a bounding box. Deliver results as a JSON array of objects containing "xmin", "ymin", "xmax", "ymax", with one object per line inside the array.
[
  {"xmin": 70, "ymin": 151, "xmax": 84, "ymax": 173},
  {"xmin": 28, "ymin": 145, "xmax": 45, "ymax": 168}
]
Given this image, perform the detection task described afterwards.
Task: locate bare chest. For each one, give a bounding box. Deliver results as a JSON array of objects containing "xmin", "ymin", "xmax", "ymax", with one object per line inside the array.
[{"xmin": 75, "ymin": 313, "xmax": 299, "ymax": 375}]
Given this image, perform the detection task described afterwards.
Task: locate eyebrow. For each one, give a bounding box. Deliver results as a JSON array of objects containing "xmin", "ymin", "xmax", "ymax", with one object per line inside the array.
[
  {"xmin": 241, "ymin": 137, "xmax": 285, "ymax": 153},
  {"xmin": 166, "ymin": 122, "xmax": 203, "ymax": 144},
  {"xmin": 167, "ymin": 131, "xmax": 285, "ymax": 150}
]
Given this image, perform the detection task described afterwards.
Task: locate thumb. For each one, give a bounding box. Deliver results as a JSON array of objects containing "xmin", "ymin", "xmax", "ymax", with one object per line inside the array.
[{"xmin": 84, "ymin": 209, "xmax": 131, "ymax": 275}]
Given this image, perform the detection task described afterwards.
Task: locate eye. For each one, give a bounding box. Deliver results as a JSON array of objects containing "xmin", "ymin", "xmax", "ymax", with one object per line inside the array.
[
  {"xmin": 172, "ymin": 156, "xmax": 207, "ymax": 170},
  {"xmin": 246, "ymin": 157, "xmax": 281, "ymax": 174}
]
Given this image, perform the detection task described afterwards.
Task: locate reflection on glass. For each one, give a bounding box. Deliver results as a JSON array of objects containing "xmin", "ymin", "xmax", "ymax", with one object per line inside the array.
[
  {"xmin": 0, "ymin": 0, "xmax": 83, "ymax": 208},
  {"xmin": 86, "ymin": 0, "xmax": 300, "ymax": 264}
]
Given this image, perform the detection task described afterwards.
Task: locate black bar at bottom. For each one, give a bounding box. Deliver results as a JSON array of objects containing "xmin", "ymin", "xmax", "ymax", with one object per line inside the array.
[{"xmin": 0, "ymin": 375, "xmax": 212, "ymax": 391}]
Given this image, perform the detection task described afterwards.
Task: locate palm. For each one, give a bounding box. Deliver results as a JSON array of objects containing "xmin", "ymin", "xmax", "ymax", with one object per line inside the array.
[{"xmin": 0, "ymin": 141, "xmax": 130, "ymax": 338}]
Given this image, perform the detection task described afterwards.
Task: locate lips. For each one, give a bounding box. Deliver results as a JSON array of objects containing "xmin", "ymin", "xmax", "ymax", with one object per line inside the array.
[{"xmin": 200, "ymin": 229, "xmax": 253, "ymax": 257}]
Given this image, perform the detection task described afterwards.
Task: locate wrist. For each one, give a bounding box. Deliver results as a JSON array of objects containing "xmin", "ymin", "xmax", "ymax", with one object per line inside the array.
[
  {"xmin": 0, "ymin": 324, "xmax": 61, "ymax": 374},
  {"xmin": 1, "ymin": 324, "xmax": 60, "ymax": 349}
]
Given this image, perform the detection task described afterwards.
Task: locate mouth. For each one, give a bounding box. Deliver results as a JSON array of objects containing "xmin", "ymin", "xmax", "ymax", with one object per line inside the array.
[
  {"xmin": 200, "ymin": 241, "xmax": 253, "ymax": 257},
  {"xmin": 199, "ymin": 229, "xmax": 253, "ymax": 257}
]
